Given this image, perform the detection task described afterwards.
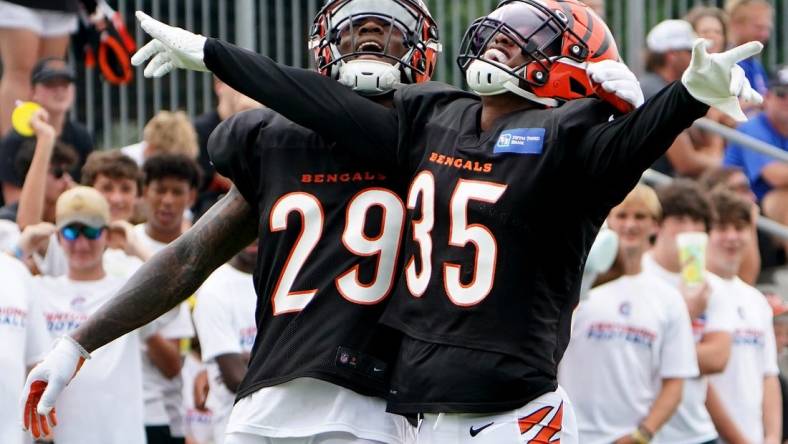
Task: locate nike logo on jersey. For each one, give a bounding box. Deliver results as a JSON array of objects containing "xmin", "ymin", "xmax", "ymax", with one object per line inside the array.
[
  {"xmin": 469, "ymin": 422, "xmax": 494, "ymax": 437},
  {"xmin": 494, "ymin": 128, "xmax": 546, "ymax": 154}
]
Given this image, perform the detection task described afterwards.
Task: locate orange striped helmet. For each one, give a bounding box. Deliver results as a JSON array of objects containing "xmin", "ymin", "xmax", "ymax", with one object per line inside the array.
[
  {"xmin": 308, "ymin": 0, "xmax": 441, "ymax": 95},
  {"xmin": 459, "ymin": 0, "xmax": 629, "ymax": 111}
]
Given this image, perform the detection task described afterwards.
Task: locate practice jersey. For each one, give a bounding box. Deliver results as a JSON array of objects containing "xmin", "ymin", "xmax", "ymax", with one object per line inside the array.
[
  {"xmin": 34, "ymin": 275, "xmax": 147, "ymax": 444},
  {"xmin": 642, "ymin": 255, "xmax": 736, "ymax": 444},
  {"xmin": 559, "ymin": 273, "xmax": 698, "ymax": 444},
  {"xmin": 193, "ymin": 264, "xmax": 257, "ymax": 443},
  {"xmin": 708, "ymin": 275, "xmax": 779, "ymax": 443},
  {"xmin": 208, "ymin": 107, "xmax": 406, "ymax": 401},
  {"xmin": 203, "ymin": 38, "xmax": 709, "ymax": 413},
  {"xmin": 0, "ymin": 255, "xmax": 48, "ymax": 444}
]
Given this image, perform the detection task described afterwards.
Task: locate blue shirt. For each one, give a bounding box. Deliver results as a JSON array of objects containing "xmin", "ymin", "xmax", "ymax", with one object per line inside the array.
[
  {"xmin": 738, "ymin": 57, "xmax": 769, "ymax": 96},
  {"xmin": 724, "ymin": 113, "xmax": 788, "ymax": 201}
]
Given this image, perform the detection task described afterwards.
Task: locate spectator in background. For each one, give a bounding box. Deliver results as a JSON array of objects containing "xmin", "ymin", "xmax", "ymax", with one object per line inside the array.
[
  {"xmin": 686, "ymin": 6, "xmax": 736, "ymax": 166},
  {"xmin": 30, "ymin": 186, "xmax": 150, "ymax": 443},
  {"xmin": 122, "ymin": 110, "xmax": 199, "ymax": 166},
  {"xmin": 14, "ymin": 148, "xmax": 150, "ymax": 278},
  {"xmin": 704, "ymin": 189, "xmax": 781, "ymax": 444},
  {"xmin": 0, "ymin": 131, "xmax": 77, "ymax": 224},
  {"xmin": 643, "ymin": 180, "xmax": 736, "ymax": 444},
  {"xmin": 560, "ymin": 185, "xmax": 698, "ymax": 444},
  {"xmin": 643, "ymin": 20, "xmax": 722, "ymax": 178},
  {"xmin": 724, "ymin": 66, "xmax": 788, "ymax": 251},
  {"xmin": 767, "ymin": 294, "xmax": 788, "ymax": 444},
  {"xmin": 699, "ymin": 166, "xmax": 761, "ymax": 283},
  {"xmin": 135, "ymin": 153, "xmax": 200, "ymax": 444},
  {"xmin": 727, "ymin": 0, "xmax": 773, "ymax": 97},
  {"xmin": 0, "ymin": 252, "xmax": 48, "ymax": 444},
  {"xmin": 192, "ymin": 77, "xmax": 262, "ymax": 220},
  {"xmin": 0, "ymin": 0, "xmax": 97, "ymax": 135},
  {"xmin": 193, "ymin": 243, "xmax": 258, "ymax": 444},
  {"xmin": 0, "ymin": 58, "xmax": 93, "ymax": 205}
]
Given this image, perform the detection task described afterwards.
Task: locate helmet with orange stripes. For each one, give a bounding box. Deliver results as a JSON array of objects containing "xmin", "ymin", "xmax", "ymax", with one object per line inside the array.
[
  {"xmin": 309, "ymin": 0, "xmax": 441, "ymax": 96},
  {"xmin": 458, "ymin": 0, "xmax": 625, "ymax": 109}
]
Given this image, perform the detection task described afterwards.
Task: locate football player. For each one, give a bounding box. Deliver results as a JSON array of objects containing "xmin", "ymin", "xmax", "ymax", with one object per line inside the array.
[
  {"xmin": 21, "ymin": 1, "xmax": 441, "ymax": 444},
  {"xmin": 33, "ymin": 0, "xmax": 764, "ymax": 443}
]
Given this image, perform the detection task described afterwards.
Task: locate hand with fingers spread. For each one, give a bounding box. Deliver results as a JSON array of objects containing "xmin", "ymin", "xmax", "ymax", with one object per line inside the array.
[
  {"xmin": 131, "ymin": 11, "xmax": 208, "ymax": 77},
  {"xmin": 681, "ymin": 39, "xmax": 764, "ymax": 122},
  {"xmin": 587, "ymin": 60, "xmax": 645, "ymax": 112},
  {"xmin": 21, "ymin": 336, "xmax": 90, "ymax": 439}
]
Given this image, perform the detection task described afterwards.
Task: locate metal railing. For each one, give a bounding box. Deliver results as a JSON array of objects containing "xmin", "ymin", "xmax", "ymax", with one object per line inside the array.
[{"xmin": 72, "ymin": 0, "xmax": 787, "ymax": 148}]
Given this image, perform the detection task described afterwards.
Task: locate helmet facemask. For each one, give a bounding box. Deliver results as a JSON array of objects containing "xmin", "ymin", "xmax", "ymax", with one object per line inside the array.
[
  {"xmin": 309, "ymin": 0, "xmax": 441, "ymax": 96},
  {"xmin": 458, "ymin": 0, "xmax": 607, "ymax": 107}
]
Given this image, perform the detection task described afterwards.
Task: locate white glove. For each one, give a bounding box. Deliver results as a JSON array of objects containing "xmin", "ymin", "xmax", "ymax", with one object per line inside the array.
[
  {"xmin": 131, "ymin": 11, "xmax": 208, "ymax": 78},
  {"xmin": 587, "ymin": 60, "xmax": 645, "ymax": 109},
  {"xmin": 21, "ymin": 336, "xmax": 90, "ymax": 439},
  {"xmin": 681, "ymin": 38, "xmax": 764, "ymax": 122}
]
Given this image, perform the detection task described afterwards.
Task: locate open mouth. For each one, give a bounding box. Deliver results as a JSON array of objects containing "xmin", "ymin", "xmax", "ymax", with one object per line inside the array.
[
  {"xmin": 483, "ymin": 47, "xmax": 511, "ymax": 65},
  {"xmin": 357, "ymin": 40, "xmax": 384, "ymax": 52}
]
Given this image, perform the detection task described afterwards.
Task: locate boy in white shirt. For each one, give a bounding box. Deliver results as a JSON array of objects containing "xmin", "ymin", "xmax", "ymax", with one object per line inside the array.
[
  {"xmin": 0, "ymin": 253, "xmax": 48, "ymax": 444},
  {"xmin": 642, "ymin": 180, "xmax": 736, "ymax": 444},
  {"xmin": 560, "ymin": 185, "xmax": 698, "ymax": 444},
  {"xmin": 193, "ymin": 244, "xmax": 258, "ymax": 444},
  {"xmin": 23, "ymin": 186, "xmax": 149, "ymax": 443},
  {"xmin": 704, "ymin": 189, "xmax": 782, "ymax": 444},
  {"xmin": 135, "ymin": 153, "xmax": 200, "ymax": 444}
]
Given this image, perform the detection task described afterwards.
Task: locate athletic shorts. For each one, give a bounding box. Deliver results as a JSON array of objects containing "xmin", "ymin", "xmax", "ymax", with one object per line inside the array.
[
  {"xmin": 0, "ymin": 0, "xmax": 77, "ymax": 37},
  {"xmin": 413, "ymin": 386, "xmax": 578, "ymax": 444}
]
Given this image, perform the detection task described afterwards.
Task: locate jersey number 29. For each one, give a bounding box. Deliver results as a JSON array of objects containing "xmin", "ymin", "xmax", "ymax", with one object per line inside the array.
[{"xmin": 269, "ymin": 188, "xmax": 404, "ymax": 315}]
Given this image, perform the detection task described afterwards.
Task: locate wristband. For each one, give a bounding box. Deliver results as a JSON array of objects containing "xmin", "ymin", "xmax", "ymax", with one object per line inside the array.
[
  {"xmin": 60, "ymin": 336, "xmax": 92, "ymax": 361},
  {"xmin": 631, "ymin": 424, "xmax": 653, "ymax": 444}
]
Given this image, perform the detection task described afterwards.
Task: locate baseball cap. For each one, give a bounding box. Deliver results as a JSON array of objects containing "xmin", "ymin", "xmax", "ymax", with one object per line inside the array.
[
  {"xmin": 646, "ymin": 20, "xmax": 696, "ymax": 53},
  {"xmin": 31, "ymin": 57, "xmax": 76, "ymax": 85},
  {"xmin": 56, "ymin": 186, "xmax": 110, "ymax": 230}
]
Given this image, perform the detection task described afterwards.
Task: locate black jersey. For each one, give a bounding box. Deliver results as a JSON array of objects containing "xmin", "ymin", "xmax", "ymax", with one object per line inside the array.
[
  {"xmin": 208, "ymin": 108, "xmax": 407, "ymax": 401},
  {"xmin": 203, "ymin": 38, "xmax": 709, "ymax": 413}
]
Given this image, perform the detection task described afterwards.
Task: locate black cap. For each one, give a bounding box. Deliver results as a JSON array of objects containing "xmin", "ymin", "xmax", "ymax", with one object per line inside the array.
[
  {"xmin": 768, "ymin": 65, "xmax": 788, "ymax": 89},
  {"xmin": 31, "ymin": 57, "xmax": 75, "ymax": 85}
]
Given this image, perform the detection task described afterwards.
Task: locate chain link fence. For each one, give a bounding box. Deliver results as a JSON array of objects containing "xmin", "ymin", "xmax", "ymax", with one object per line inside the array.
[{"xmin": 74, "ymin": 0, "xmax": 786, "ymax": 148}]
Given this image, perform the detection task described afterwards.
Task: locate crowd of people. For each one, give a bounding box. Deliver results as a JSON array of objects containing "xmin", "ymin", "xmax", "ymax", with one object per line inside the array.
[{"xmin": 0, "ymin": 0, "xmax": 787, "ymax": 443}]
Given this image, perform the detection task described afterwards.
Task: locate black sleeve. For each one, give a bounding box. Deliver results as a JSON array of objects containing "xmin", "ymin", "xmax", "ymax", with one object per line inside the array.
[
  {"xmin": 0, "ymin": 133, "xmax": 25, "ymax": 185},
  {"xmin": 207, "ymin": 109, "xmax": 268, "ymax": 211},
  {"xmin": 203, "ymin": 38, "xmax": 400, "ymax": 166},
  {"xmin": 566, "ymin": 82, "xmax": 709, "ymax": 205}
]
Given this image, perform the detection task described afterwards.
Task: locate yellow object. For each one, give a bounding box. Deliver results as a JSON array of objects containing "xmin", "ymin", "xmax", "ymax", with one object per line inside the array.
[{"xmin": 11, "ymin": 101, "xmax": 41, "ymax": 137}]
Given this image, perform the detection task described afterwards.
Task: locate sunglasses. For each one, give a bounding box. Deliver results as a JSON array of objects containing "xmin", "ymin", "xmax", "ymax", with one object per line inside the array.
[{"xmin": 61, "ymin": 224, "xmax": 104, "ymax": 241}]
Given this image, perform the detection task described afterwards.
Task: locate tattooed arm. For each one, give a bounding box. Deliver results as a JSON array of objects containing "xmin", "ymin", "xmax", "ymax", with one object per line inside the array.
[{"xmin": 72, "ymin": 187, "xmax": 258, "ymax": 352}]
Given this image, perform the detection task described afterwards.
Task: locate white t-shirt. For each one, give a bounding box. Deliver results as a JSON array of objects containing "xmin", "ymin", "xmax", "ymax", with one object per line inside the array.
[
  {"xmin": 708, "ymin": 275, "xmax": 779, "ymax": 443},
  {"xmin": 193, "ymin": 264, "xmax": 257, "ymax": 444},
  {"xmin": 181, "ymin": 352, "xmax": 215, "ymax": 444},
  {"xmin": 559, "ymin": 272, "xmax": 698, "ymax": 444},
  {"xmin": 0, "ymin": 255, "xmax": 48, "ymax": 444},
  {"xmin": 642, "ymin": 253, "xmax": 736, "ymax": 444},
  {"xmin": 35, "ymin": 234, "xmax": 143, "ymax": 278},
  {"xmin": 226, "ymin": 377, "xmax": 411, "ymax": 443},
  {"xmin": 34, "ymin": 274, "xmax": 147, "ymax": 444},
  {"xmin": 135, "ymin": 223, "xmax": 195, "ymax": 436},
  {"xmin": 0, "ymin": 219, "xmax": 20, "ymax": 253}
]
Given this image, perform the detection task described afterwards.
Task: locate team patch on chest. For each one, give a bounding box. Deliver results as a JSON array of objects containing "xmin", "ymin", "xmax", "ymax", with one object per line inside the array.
[
  {"xmin": 428, "ymin": 151, "xmax": 493, "ymax": 173},
  {"xmin": 494, "ymin": 128, "xmax": 546, "ymax": 155}
]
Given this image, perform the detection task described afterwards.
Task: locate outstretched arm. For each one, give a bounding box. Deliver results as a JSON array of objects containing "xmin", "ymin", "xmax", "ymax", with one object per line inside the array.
[
  {"xmin": 131, "ymin": 13, "xmax": 399, "ymax": 160},
  {"xmin": 73, "ymin": 186, "xmax": 257, "ymax": 351}
]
